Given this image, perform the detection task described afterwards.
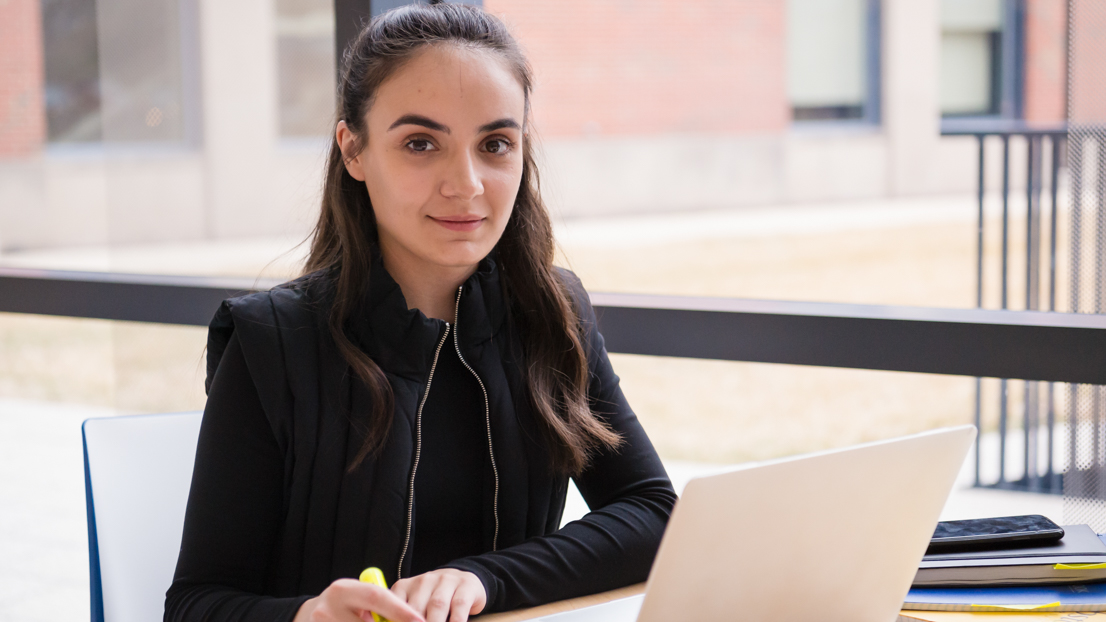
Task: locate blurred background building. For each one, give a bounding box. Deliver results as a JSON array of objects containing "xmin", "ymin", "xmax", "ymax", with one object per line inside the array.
[{"xmin": 0, "ymin": 0, "xmax": 1076, "ymax": 250}]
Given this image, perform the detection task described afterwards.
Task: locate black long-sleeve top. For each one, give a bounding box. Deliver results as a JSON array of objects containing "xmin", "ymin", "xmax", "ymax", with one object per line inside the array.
[{"xmin": 166, "ymin": 261, "xmax": 677, "ymax": 621}]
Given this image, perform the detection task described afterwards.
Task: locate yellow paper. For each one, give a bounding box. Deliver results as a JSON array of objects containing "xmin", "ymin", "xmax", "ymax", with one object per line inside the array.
[
  {"xmin": 1055, "ymin": 563, "xmax": 1106, "ymax": 570},
  {"xmin": 970, "ymin": 602, "xmax": 1062, "ymax": 611},
  {"xmin": 900, "ymin": 610, "xmax": 1106, "ymax": 621}
]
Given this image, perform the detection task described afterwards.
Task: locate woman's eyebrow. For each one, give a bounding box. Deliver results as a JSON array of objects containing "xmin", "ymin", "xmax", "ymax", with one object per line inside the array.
[
  {"xmin": 478, "ymin": 118, "xmax": 521, "ymax": 133},
  {"xmin": 388, "ymin": 114, "xmax": 450, "ymax": 133}
]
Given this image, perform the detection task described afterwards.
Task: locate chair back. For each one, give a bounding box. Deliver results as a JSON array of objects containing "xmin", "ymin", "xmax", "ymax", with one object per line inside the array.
[{"xmin": 83, "ymin": 412, "xmax": 202, "ymax": 622}]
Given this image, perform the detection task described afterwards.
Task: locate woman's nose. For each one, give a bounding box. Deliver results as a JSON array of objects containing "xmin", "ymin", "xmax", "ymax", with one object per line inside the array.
[{"xmin": 440, "ymin": 150, "xmax": 484, "ymax": 201}]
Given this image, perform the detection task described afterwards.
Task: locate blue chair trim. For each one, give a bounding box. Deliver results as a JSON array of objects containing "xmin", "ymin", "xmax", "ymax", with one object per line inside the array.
[{"xmin": 83, "ymin": 420, "xmax": 105, "ymax": 622}]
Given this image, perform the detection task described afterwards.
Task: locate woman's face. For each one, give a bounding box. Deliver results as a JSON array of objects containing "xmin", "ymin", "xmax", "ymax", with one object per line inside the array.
[{"xmin": 339, "ymin": 44, "xmax": 526, "ymax": 279}]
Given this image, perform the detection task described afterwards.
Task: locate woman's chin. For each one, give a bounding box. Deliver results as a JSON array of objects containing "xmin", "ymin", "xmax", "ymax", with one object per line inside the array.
[{"xmin": 423, "ymin": 246, "xmax": 495, "ymax": 272}]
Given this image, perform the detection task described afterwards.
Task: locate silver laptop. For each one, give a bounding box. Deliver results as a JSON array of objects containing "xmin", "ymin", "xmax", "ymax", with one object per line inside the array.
[{"xmin": 534, "ymin": 425, "xmax": 975, "ymax": 622}]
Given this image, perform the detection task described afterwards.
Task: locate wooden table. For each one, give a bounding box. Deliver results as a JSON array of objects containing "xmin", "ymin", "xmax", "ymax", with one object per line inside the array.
[
  {"xmin": 476, "ymin": 584, "xmax": 645, "ymax": 621},
  {"xmin": 475, "ymin": 583, "xmax": 928, "ymax": 621}
]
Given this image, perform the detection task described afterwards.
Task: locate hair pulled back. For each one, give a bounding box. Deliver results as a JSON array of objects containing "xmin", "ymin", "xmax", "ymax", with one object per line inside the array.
[{"xmin": 304, "ymin": 2, "xmax": 619, "ymax": 475}]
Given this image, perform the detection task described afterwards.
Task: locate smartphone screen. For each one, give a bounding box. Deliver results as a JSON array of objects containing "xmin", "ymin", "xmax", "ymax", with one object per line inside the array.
[{"xmin": 927, "ymin": 515, "xmax": 1064, "ymax": 553}]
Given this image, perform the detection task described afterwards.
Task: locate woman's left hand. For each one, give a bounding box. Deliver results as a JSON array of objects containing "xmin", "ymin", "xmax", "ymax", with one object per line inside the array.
[{"xmin": 392, "ymin": 568, "xmax": 487, "ymax": 622}]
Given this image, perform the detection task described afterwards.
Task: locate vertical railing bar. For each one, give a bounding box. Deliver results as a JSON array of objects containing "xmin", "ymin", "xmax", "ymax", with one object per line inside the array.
[
  {"xmin": 1026, "ymin": 135, "xmax": 1041, "ymax": 489},
  {"xmin": 1002, "ymin": 134, "xmax": 1011, "ymax": 310},
  {"xmin": 1097, "ymin": 134, "xmax": 1106, "ymax": 315},
  {"xmin": 1068, "ymin": 133, "xmax": 1082, "ymax": 500},
  {"xmin": 999, "ymin": 134, "xmax": 1011, "ymax": 485},
  {"xmin": 974, "ymin": 377, "xmax": 983, "ymax": 486},
  {"xmin": 1047, "ymin": 135, "xmax": 1061, "ymax": 487},
  {"xmin": 1050, "ymin": 135, "xmax": 1061, "ymax": 312},
  {"xmin": 1024, "ymin": 136, "xmax": 1033, "ymax": 488},
  {"xmin": 974, "ymin": 133, "xmax": 986, "ymax": 487},
  {"xmin": 978, "ymin": 134, "xmax": 987, "ymax": 308},
  {"xmin": 1000, "ymin": 380, "xmax": 1010, "ymax": 485},
  {"xmin": 1095, "ymin": 135, "xmax": 1106, "ymax": 497},
  {"xmin": 1071, "ymin": 133, "xmax": 1083, "ymax": 314}
]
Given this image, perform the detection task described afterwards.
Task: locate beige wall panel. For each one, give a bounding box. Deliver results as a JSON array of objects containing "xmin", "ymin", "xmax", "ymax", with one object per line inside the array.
[
  {"xmin": 884, "ymin": 0, "xmax": 943, "ymax": 195},
  {"xmin": 0, "ymin": 160, "xmax": 49, "ymax": 250},
  {"xmin": 198, "ymin": 0, "xmax": 281, "ymax": 238},
  {"xmin": 539, "ymin": 134, "xmax": 784, "ymax": 219},
  {"xmin": 783, "ymin": 131, "xmax": 888, "ymax": 202},
  {"xmin": 102, "ymin": 154, "xmax": 205, "ymax": 244}
]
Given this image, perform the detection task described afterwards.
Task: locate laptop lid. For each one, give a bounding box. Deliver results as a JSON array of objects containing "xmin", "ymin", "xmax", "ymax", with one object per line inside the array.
[{"xmin": 635, "ymin": 425, "xmax": 975, "ymax": 622}]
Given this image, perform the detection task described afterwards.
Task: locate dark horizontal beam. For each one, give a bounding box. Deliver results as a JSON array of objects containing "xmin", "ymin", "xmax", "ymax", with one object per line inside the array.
[
  {"xmin": 592, "ymin": 293, "xmax": 1106, "ymax": 385},
  {"xmin": 3, "ymin": 268, "xmax": 1105, "ymax": 384},
  {"xmin": 0, "ymin": 268, "xmax": 280, "ymax": 326}
]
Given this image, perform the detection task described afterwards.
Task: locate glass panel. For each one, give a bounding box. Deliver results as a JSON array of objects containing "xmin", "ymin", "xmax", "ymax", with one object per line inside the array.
[
  {"xmin": 614, "ymin": 355, "xmax": 974, "ymax": 464},
  {"xmin": 787, "ymin": 0, "xmax": 868, "ymax": 121},
  {"xmin": 276, "ymin": 0, "xmax": 336, "ymax": 138},
  {"xmin": 940, "ymin": 32, "xmax": 998, "ymax": 115},
  {"xmin": 555, "ymin": 209, "xmax": 979, "ymax": 308},
  {"xmin": 41, "ymin": 0, "xmax": 102, "ymax": 143},
  {"xmin": 940, "ymin": 0, "xmax": 1003, "ymax": 117},
  {"xmin": 0, "ymin": 313, "xmax": 206, "ymax": 412},
  {"xmin": 96, "ymin": 0, "xmax": 188, "ymax": 144},
  {"xmin": 941, "ymin": 0, "xmax": 1003, "ymax": 31}
]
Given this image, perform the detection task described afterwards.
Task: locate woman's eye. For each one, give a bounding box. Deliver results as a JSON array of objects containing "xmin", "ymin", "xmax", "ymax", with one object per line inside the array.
[
  {"xmin": 483, "ymin": 138, "xmax": 511, "ymax": 154},
  {"xmin": 405, "ymin": 139, "xmax": 434, "ymax": 153}
]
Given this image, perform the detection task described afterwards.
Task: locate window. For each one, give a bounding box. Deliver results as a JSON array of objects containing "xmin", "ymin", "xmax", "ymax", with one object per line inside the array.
[
  {"xmin": 275, "ymin": 0, "xmax": 336, "ymax": 138},
  {"xmin": 41, "ymin": 0, "xmax": 197, "ymax": 145},
  {"xmin": 940, "ymin": 0, "xmax": 1020, "ymax": 118},
  {"xmin": 786, "ymin": 0, "xmax": 880, "ymax": 123},
  {"xmin": 41, "ymin": 0, "xmax": 101, "ymax": 143}
]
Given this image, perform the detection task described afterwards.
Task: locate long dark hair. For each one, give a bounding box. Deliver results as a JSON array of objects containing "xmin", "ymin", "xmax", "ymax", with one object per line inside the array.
[{"xmin": 304, "ymin": 2, "xmax": 620, "ymax": 475}]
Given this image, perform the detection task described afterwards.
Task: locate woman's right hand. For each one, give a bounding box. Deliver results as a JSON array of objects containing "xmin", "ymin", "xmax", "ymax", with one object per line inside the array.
[{"xmin": 295, "ymin": 578, "xmax": 427, "ymax": 622}]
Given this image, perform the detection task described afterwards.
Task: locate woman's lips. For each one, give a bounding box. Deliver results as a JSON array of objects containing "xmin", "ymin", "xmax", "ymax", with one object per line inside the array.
[{"xmin": 431, "ymin": 216, "xmax": 485, "ymax": 232}]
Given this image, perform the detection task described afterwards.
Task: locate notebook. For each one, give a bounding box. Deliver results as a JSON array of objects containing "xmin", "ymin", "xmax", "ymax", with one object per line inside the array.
[{"xmin": 913, "ymin": 525, "xmax": 1106, "ymax": 587}]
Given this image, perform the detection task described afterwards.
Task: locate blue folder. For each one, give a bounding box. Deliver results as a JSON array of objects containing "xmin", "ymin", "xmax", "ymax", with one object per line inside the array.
[{"xmin": 905, "ymin": 582, "xmax": 1106, "ymax": 612}]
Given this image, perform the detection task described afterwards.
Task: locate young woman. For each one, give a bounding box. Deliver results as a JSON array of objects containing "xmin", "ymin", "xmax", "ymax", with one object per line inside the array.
[{"xmin": 165, "ymin": 4, "xmax": 676, "ymax": 622}]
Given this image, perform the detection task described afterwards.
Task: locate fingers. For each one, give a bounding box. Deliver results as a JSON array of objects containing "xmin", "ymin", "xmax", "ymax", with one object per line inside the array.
[
  {"xmin": 448, "ymin": 589, "xmax": 476, "ymax": 622},
  {"xmin": 333, "ymin": 580, "xmax": 425, "ymax": 622},
  {"xmin": 397, "ymin": 573, "xmax": 448, "ymax": 622},
  {"xmin": 424, "ymin": 575, "xmax": 461, "ymax": 622},
  {"xmin": 392, "ymin": 570, "xmax": 487, "ymax": 622}
]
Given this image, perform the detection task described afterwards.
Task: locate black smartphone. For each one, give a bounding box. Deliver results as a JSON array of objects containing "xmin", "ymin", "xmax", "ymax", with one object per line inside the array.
[{"xmin": 926, "ymin": 514, "xmax": 1065, "ymax": 554}]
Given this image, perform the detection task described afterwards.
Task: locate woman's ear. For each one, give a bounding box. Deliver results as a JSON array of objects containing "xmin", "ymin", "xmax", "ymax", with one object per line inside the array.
[{"xmin": 336, "ymin": 120, "xmax": 367, "ymax": 182}]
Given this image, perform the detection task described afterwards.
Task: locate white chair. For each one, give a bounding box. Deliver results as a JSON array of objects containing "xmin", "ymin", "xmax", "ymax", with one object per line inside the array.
[{"xmin": 83, "ymin": 412, "xmax": 203, "ymax": 622}]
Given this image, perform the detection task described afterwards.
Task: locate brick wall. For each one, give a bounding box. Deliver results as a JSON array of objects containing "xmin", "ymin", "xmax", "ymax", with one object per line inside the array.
[
  {"xmin": 0, "ymin": 0, "xmax": 46, "ymax": 158},
  {"xmin": 1023, "ymin": 0, "xmax": 1066, "ymax": 124},
  {"xmin": 1068, "ymin": 0, "xmax": 1106, "ymax": 123},
  {"xmin": 483, "ymin": 0, "xmax": 788, "ymax": 138}
]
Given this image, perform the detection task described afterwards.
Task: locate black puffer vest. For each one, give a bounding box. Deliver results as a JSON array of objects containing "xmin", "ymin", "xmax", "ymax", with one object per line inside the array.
[{"xmin": 205, "ymin": 256, "xmax": 572, "ymax": 595}]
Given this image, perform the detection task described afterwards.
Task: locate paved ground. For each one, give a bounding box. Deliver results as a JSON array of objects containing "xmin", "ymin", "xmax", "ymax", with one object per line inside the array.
[{"xmin": 0, "ymin": 398, "xmax": 1064, "ymax": 622}]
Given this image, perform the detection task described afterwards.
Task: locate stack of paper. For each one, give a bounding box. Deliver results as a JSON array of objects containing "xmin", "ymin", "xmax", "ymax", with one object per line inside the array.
[{"xmin": 914, "ymin": 525, "xmax": 1106, "ymax": 587}]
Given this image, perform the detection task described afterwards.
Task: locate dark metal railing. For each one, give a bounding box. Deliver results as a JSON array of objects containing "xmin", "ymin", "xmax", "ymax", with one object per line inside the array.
[
  {"xmin": 942, "ymin": 120, "xmax": 1067, "ymax": 493},
  {"xmin": 3, "ymin": 266, "xmax": 1106, "ymax": 384},
  {"xmin": 941, "ymin": 120, "xmax": 1106, "ymax": 494}
]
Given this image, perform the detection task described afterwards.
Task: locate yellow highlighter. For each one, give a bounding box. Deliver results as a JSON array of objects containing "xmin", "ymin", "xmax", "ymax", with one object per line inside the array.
[{"xmin": 359, "ymin": 567, "xmax": 391, "ymax": 622}]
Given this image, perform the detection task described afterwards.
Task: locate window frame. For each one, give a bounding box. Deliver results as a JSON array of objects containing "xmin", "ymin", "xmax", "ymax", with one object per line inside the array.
[
  {"xmin": 788, "ymin": 0, "xmax": 883, "ymax": 129},
  {"xmin": 940, "ymin": 0, "xmax": 1025, "ymax": 124}
]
